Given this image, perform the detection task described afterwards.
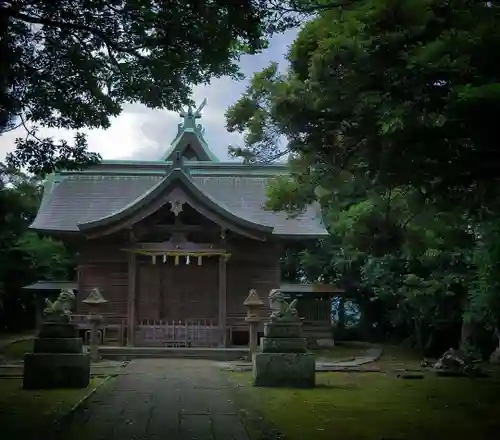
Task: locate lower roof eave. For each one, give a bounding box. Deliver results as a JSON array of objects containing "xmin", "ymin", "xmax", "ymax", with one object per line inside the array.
[
  {"xmin": 23, "ymin": 280, "xmax": 78, "ymax": 291},
  {"xmin": 273, "ymin": 232, "xmax": 329, "ymax": 240},
  {"xmin": 29, "ymin": 225, "xmax": 80, "ymax": 235}
]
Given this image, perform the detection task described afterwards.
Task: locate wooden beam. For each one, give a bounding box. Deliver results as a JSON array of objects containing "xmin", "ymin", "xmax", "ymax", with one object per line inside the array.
[
  {"xmin": 153, "ymin": 224, "xmax": 212, "ymax": 233},
  {"xmin": 218, "ymin": 255, "xmax": 228, "ymax": 347},
  {"xmin": 133, "ymin": 224, "xmax": 209, "ymax": 239},
  {"xmin": 127, "ymin": 251, "xmax": 137, "ymax": 346}
]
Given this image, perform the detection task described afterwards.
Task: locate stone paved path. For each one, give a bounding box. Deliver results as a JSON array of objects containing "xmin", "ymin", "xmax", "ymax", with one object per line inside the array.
[{"xmin": 58, "ymin": 359, "xmax": 250, "ymax": 440}]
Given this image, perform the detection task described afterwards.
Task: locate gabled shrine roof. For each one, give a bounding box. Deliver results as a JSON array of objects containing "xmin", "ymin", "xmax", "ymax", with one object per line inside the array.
[
  {"xmin": 31, "ymin": 102, "xmax": 328, "ymax": 239},
  {"xmin": 31, "ymin": 160, "xmax": 327, "ymax": 238},
  {"xmin": 77, "ymin": 157, "xmax": 274, "ymax": 240}
]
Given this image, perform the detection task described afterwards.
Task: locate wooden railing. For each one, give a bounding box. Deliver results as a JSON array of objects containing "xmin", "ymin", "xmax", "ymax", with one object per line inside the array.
[{"xmin": 135, "ymin": 319, "xmax": 221, "ymax": 347}]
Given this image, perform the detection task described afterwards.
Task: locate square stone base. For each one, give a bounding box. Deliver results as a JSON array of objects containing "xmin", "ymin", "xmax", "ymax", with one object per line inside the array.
[
  {"xmin": 252, "ymin": 352, "xmax": 315, "ymax": 388},
  {"xmin": 39, "ymin": 322, "xmax": 78, "ymax": 338},
  {"xmin": 264, "ymin": 322, "xmax": 303, "ymax": 338},
  {"xmin": 23, "ymin": 353, "xmax": 91, "ymax": 389},
  {"xmin": 34, "ymin": 337, "xmax": 83, "ymax": 353},
  {"xmin": 261, "ymin": 337, "xmax": 307, "ymax": 353}
]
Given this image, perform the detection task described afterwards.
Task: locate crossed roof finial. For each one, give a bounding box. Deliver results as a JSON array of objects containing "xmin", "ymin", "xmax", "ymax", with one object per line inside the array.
[{"xmin": 179, "ymin": 98, "xmax": 207, "ymax": 124}]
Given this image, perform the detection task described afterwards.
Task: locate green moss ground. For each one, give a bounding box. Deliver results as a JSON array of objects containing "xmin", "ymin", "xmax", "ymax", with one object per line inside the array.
[
  {"xmin": 0, "ymin": 377, "xmax": 107, "ymax": 439},
  {"xmin": 311, "ymin": 344, "xmax": 365, "ymax": 361},
  {"xmin": 230, "ymin": 371, "xmax": 500, "ymax": 440},
  {"xmin": 2, "ymin": 338, "xmax": 34, "ymax": 360}
]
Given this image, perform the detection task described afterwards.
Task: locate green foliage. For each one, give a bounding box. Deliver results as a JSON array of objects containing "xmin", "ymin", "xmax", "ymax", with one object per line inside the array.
[
  {"xmin": 465, "ymin": 221, "xmax": 500, "ymax": 331},
  {"xmin": 227, "ymin": 0, "xmax": 500, "ymax": 355},
  {"xmin": 15, "ymin": 232, "xmax": 74, "ymax": 281},
  {"xmin": 0, "ymin": 164, "xmax": 74, "ymax": 331},
  {"xmin": 227, "ymin": 0, "xmax": 500, "ymax": 217},
  {"xmin": 1, "ymin": 0, "xmax": 323, "ymax": 175}
]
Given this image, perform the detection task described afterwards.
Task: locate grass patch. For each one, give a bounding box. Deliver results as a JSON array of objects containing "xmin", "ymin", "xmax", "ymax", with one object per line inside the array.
[
  {"xmin": 0, "ymin": 377, "xmax": 107, "ymax": 439},
  {"xmin": 230, "ymin": 372, "xmax": 500, "ymax": 440},
  {"xmin": 312, "ymin": 343, "xmax": 367, "ymax": 361},
  {"xmin": 373, "ymin": 344, "xmax": 424, "ymax": 370},
  {"xmin": 2, "ymin": 339, "xmax": 34, "ymax": 360}
]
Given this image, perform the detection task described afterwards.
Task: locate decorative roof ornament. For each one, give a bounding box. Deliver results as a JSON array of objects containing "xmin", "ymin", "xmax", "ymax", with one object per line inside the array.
[
  {"xmin": 179, "ymin": 98, "xmax": 207, "ymax": 131},
  {"xmin": 162, "ymin": 98, "xmax": 219, "ymax": 162},
  {"xmin": 169, "ymin": 198, "xmax": 185, "ymax": 216}
]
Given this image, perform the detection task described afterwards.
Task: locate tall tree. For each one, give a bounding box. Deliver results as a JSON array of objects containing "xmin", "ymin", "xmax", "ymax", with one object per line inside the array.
[
  {"xmin": 0, "ymin": 0, "xmax": 316, "ymax": 175},
  {"xmin": 227, "ymin": 1, "xmax": 500, "ymax": 356},
  {"xmin": 226, "ymin": 0, "xmax": 500, "ymax": 217},
  {"xmin": 0, "ymin": 164, "xmax": 74, "ymax": 331}
]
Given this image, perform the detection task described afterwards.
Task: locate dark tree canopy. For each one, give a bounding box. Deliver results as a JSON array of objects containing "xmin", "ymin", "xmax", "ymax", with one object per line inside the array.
[
  {"xmin": 226, "ymin": 0, "xmax": 500, "ymax": 218},
  {"xmin": 225, "ymin": 1, "xmax": 500, "ymax": 355},
  {"xmin": 0, "ymin": 0, "xmax": 321, "ymax": 175}
]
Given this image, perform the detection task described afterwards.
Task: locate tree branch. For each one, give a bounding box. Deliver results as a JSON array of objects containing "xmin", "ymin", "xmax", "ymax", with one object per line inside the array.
[
  {"xmin": 269, "ymin": 0, "xmax": 361, "ymax": 13},
  {"xmin": 19, "ymin": 112, "xmax": 40, "ymax": 142},
  {"xmin": 9, "ymin": 10, "xmax": 148, "ymax": 57},
  {"xmin": 1, "ymin": 121, "xmax": 23, "ymax": 133}
]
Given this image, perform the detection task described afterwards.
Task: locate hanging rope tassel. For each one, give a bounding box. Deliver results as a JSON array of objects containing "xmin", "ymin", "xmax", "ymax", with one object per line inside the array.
[
  {"xmin": 198, "ymin": 256, "xmax": 202, "ymax": 266},
  {"xmin": 175, "ymin": 255, "xmax": 179, "ymax": 266},
  {"xmin": 163, "ymin": 254, "xmax": 167, "ymax": 263},
  {"xmin": 186, "ymin": 255, "xmax": 190, "ymax": 265}
]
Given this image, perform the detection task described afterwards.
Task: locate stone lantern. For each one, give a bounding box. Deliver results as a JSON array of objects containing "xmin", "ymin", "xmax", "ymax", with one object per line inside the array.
[
  {"xmin": 82, "ymin": 288, "xmax": 108, "ymax": 362},
  {"xmin": 243, "ymin": 289, "xmax": 264, "ymax": 353}
]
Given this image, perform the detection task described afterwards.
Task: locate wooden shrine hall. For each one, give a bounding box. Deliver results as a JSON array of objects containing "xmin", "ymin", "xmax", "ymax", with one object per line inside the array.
[{"xmin": 29, "ymin": 101, "xmax": 329, "ymax": 347}]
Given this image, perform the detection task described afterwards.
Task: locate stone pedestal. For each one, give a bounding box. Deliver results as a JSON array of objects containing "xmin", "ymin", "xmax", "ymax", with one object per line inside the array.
[
  {"xmin": 252, "ymin": 321, "xmax": 315, "ymax": 388},
  {"xmin": 246, "ymin": 317, "xmax": 260, "ymax": 353},
  {"xmin": 39, "ymin": 322, "xmax": 78, "ymax": 338},
  {"xmin": 23, "ymin": 322, "xmax": 90, "ymax": 389},
  {"xmin": 252, "ymin": 352, "xmax": 315, "ymax": 387},
  {"xmin": 88, "ymin": 314, "xmax": 103, "ymax": 362}
]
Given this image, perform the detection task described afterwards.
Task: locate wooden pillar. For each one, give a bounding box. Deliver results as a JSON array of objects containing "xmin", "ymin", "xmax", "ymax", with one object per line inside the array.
[
  {"xmin": 218, "ymin": 255, "xmax": 227, "ymax": 347},
  {"xmin": 127, "ymin": 252, "xmax": 137, "ymax": 346}
]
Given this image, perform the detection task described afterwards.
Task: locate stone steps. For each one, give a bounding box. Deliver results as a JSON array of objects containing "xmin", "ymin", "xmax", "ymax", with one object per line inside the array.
[{"xmin": 98, "ymin": 346, "xmax": 249, "ymax": 361}]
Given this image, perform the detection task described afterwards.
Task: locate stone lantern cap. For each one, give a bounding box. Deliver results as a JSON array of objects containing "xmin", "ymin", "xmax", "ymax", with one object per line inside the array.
[
  {"xmin": 243, "ymin": 289, "xmax": 264, "ymax": 307},
  {"xmin": 82, "ymin": 288, "xmax": 108, "ymax": 305}
]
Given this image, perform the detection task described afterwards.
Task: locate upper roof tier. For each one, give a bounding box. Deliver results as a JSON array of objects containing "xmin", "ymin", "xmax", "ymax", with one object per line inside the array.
[
  {"xmin": 162, "ymin": 99, "xmax": 219, "ymax": 162},
  {"xmin": 30, "ymin": 102, "xmax": 328, "ymax": 240}
]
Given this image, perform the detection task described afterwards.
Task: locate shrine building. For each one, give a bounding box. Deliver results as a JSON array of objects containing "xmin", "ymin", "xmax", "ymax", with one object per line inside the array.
[{"xmin": 29, "ymin": 103, "xmax": 335, "ymax": 347}]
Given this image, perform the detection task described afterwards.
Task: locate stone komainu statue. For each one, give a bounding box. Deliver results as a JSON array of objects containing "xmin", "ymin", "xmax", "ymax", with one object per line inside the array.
[
  {"xmin": 268, "ymin": 289, "xmax": 299, "ymax": 322},
  {"xmin": 43, "ymin": 288, "xmax": 75, "ymax": 322}
]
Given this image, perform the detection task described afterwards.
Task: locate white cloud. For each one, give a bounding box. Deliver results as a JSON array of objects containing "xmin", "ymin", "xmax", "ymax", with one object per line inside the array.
[{"xmin": 0, "ymin": 29, "xmax": 297, "ymax": 163}]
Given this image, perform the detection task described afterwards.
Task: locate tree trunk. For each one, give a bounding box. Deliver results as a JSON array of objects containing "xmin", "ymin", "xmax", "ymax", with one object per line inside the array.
[
  {"xmin": 459, "ymin": 319, "xmax": 472, "ymax": 351},
  {"xmin": 424, "ymin": 330, "xmax": 435, "ymax": 355},
  {"xmin": 490, "ymin": 327, "xmax": 500, "ymax": 364},
  {"xmin": 413, "ymin": 318, "xmax": 425, "ymax": 355}
]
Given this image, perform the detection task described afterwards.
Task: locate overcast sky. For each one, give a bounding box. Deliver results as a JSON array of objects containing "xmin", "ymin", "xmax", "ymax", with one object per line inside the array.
[{"xmin": 0, "ymin": 30, "xmax": 296, "ymax": 163}]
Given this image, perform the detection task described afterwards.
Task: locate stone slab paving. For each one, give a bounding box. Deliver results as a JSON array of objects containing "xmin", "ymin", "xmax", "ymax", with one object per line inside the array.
[
  {"xmin": 0, "ymin": 360, "xmax": 128, "ymax": 377},
  {"xmin": 57, "ymin": 359, "xmax": 250, "ymax": 440}
]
